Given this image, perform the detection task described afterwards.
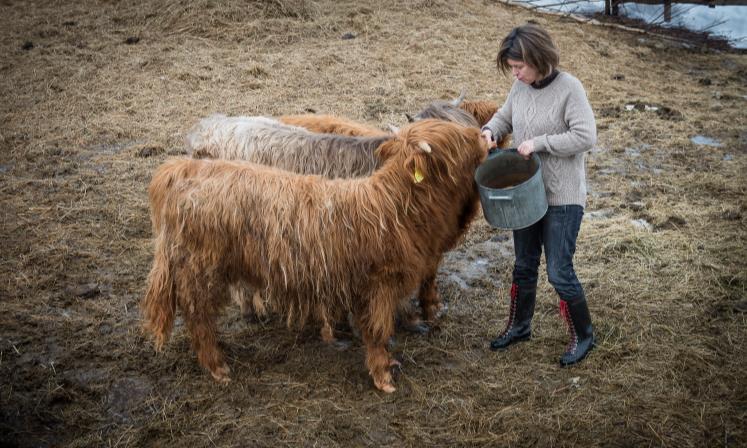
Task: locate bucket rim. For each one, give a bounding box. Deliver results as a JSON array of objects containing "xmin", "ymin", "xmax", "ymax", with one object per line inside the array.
[{"xmin": 474, "ymin": 150, "xmax": 542, "ymax": 192}]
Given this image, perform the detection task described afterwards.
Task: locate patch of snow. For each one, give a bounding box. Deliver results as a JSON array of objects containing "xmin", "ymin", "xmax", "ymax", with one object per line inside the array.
[{"xmin": 690, "ymin": 135, "xmax": 723, "ymax": 147}]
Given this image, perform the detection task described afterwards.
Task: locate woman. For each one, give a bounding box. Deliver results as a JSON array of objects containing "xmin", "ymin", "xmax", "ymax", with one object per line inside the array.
[{"xmin": 481, "ymin": 23, "xmax": 596, "ymax": 366}]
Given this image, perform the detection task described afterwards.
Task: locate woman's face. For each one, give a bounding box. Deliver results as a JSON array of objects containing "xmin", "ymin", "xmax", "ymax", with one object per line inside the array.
[{"xmin": 507, "ymin": 58, "xmax": 540, "ymax": 85}]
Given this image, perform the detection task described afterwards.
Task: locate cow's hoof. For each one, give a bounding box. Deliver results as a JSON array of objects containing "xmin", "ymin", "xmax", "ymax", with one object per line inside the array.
[
  {"xmin": 423, "ymin": 303, "xmax": 448, "ymax": 322},
  {"xmin": 404, "ymin": 321, "xmax": 430, "ymax": 335},
  {"xmin": 375, "ymin": 378, "xmax": 396, "ymax": 394},
  {"xmin": 387, "ymin": 336, "xmax": 397, "ymax": 349},
  {"xmin": 210, "ymin": 364, "xmax": 231, "ymax": 384},
  {"xmin": 243, "ymin": 313, "xmax": 270, "ymax": 325},
  {"xmin": 390, "ymin": 358, "xmax": 402, "ymax": 381},
  {"xmin": 435, "ymin": 302, "xmax": 449, "ymax": 319},
  {"xmin": 373, "ymin": 365, "xmax": 397, "ymax": 393},
  {"xmin": 331, "ymin": 339, "xmax": 352, "ymax": 351}
]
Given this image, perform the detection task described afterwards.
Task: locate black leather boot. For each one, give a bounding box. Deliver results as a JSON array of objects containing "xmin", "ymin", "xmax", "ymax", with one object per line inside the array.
[
  {"xmin": 490, "ymin": 283, "xmax": 536, "ymax": 351},
  {"xmin": 559, "ymin": 297, "xmax": 595, "ymax": 366}
]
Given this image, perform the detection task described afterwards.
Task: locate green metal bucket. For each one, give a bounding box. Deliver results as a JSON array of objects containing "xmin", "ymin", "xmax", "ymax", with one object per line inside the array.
[{"xmin": 474, "ymin": 149, "xmax": 547, "ymax": 230}]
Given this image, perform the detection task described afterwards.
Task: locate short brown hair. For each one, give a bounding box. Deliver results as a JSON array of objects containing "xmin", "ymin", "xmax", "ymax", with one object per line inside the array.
[{"xmin": 496, "ymin": 23, "xmax": 559, "ymax": 78}]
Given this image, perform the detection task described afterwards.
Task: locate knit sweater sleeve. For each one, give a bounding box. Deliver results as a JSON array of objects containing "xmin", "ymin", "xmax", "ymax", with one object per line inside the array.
[
  {"xmin": 482, "ymin": 83, "xmax": 516, "ymax": 140},
  {"xmin": 533, "ymin": 77, "xmax": 597, "ymax": 157}
]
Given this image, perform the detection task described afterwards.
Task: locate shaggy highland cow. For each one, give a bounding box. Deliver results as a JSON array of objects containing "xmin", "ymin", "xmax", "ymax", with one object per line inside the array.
[
  {"xmin": 460, "ymin": 99, "xmax": 499, "ymax": 128},
  {"xmin": 142, "ymin": 119, "xmax": 488, "ymax": 392},
  {"xmin": 448, "ymin": 89, "xmax": 501, "ymax": 127},
  {"xmin": 185, "ymin": 114, "xmax": 391, "ymax": 179},
  {"xmin": 407, "ymin": 91, "xmax": 508, "ymax": 147},
  {"xmin": 184, "ymin": 113, "xmax": 449, "ymax": 333},
  {"xmin": 408, "ymin": 92, "xmax": 480, "ymax": 128}
]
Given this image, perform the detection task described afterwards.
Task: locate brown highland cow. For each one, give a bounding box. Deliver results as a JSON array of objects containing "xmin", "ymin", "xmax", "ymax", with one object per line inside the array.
[{"xmin": 142, "ymin": 119, "xmax": 488, "ymax": 392}]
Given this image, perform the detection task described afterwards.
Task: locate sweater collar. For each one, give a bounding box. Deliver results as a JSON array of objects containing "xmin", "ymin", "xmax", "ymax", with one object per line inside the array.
[{"xmin": 531, "ymin": 69, "xmax": 560, "ymax": 89}]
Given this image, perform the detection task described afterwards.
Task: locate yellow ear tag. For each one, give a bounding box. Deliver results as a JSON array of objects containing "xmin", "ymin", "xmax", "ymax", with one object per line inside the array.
[{"xmin": 413, "ymin": 168, "xmax": 424, "ymax": 183}]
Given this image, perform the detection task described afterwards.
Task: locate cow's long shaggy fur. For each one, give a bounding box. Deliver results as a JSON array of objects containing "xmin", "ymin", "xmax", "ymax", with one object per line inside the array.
[
  {"xmin": 185, "ymin": 114, "xmax": 392, "ymax": 179},
  {"xmin": 460, "ymin": 100, "xmax": 499, "ymax": 127},
  {"xmin": 279, "ymin": 114, "xmax": 387, "ymax": 137},
  {"xmin": 142, "ymin": 119, "xmax": 488, "ymax": 392},
  {"xmin": 412, "ymin": 100, "xmax": 481, "ymax": 128},
  {"xmin": 410, "ymin": 94, "xmax": 509, "ymax": 148},
  {"xmin": 460, "ymin": 99, "xmax": 510, "ymax": 148}
]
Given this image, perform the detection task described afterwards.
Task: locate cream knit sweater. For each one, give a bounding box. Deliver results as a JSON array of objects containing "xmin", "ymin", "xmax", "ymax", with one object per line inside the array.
[{"xmin": 483, "ymin": 72, "xmax": 597, "ymax": 207}]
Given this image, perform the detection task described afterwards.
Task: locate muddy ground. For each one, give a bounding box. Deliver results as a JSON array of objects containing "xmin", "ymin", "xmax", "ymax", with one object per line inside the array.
[{"xmin": 1, "ymin": 0, "xmax": 745, "ymax": 446}]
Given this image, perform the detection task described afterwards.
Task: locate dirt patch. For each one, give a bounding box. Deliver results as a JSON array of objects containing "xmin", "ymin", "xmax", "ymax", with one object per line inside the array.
[{"xmin": 1, "ymin": 1, "xmax": 745, "ymax": 447}]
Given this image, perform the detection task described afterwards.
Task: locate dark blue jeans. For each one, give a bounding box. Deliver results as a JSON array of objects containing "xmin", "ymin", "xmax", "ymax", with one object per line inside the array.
[{"xmin": 512, "ymin": 205, "xmax": 585, "ymax": 300}]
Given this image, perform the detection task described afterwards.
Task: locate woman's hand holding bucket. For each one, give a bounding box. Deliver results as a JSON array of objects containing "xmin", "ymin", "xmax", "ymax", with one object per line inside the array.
[{"xmin": 517, "ymin": 140, "xmax": 535, "ymax": 160}]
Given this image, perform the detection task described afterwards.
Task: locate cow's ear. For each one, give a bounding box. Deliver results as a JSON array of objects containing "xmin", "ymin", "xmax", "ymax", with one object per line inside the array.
[
  {"xmin": 404, "ymin": 154, "xmax": 427, "ymax": 184},
  {"xmin": 405, "ymin": 143, "xmax": 430, "ymax": 184}
]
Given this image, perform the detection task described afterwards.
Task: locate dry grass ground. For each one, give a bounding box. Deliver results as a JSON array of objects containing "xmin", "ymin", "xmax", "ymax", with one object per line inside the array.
[{"xmin": 1, "ymin": 0, "xmax": 745, "ymax": 446}]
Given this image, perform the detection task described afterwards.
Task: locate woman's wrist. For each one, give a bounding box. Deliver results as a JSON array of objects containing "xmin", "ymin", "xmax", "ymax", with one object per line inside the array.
[{"xmin": 481, "ymin": 127, "xmax": 495, "ymax": 141}]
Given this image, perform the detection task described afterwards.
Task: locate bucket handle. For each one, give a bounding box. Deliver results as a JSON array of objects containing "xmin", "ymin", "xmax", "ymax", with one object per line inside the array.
[{"xmin": 488, "ymin": 195, "xmax": 512, "ymax": 201}]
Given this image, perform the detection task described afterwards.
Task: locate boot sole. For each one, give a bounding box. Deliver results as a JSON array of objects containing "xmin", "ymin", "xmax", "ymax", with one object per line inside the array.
[
  {"xmin": 489, "ymin": 333, "xmax": 531, "ymax": 351},
  {"xmin": 559, "ymin": 340, "xmax": 595, "ymax": 366}
]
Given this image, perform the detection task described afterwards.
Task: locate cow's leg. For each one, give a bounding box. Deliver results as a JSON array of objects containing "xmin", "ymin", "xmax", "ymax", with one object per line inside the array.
[
  {"xmin": 179, "ymin": 268, "xmax": 231, "ymax": 383},
  {"xmin": 251, "ymin": 290, "xmax": 267, "ymax": 317},
  {"xmin": 230, "ymin": 282, "xmax": 251, "ymax": 320},
  {"xmin": 358, "ymin": 285, "xmax": 399, "ymax": 393},
  {"xmin": 417, "ymin": 269, "xmax": 446, "ymax": 323},
  {"xmin": 319, "ymin": 311, "xmax": 352, "ymax": 350},
  {"xmin": 347, "ymin": 311, "xmax": 361, "ymax": 339},
  {"xmin": 364, "ymin": 337, "xmax": 400, "ymax": 393},
  {"xmin": 319, "ymin": 312, "xmax": 336, "ymax": 343},
  {"xmin": 397, "ymin": 296, "xmax": 430, "ymax": 335},
  {"xmin": 186, "ymin": 310, "xmax": 231, "ymax": 383},
  {"xmin": 230, "ymin": 281, "xmax": 267, "ymax": 322}
]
